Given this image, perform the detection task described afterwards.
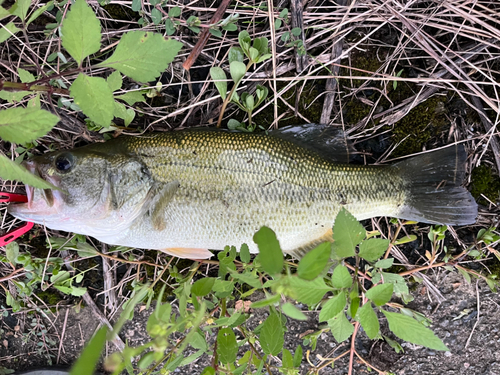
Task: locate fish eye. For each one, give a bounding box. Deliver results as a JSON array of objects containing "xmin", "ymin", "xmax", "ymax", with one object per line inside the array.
[{"xmin": 54, "ymin": 153, "xmax": 74, "ymax": 173}]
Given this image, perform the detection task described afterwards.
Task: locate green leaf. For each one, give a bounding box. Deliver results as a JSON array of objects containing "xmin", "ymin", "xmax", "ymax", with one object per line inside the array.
[
  {"xmin": 382, "ymin": 311, "xmax": 448, "ymax": 351},
  {"xmin": 10, "ymin": 0, "xmax": 31, "ymax": 20},
  {"xmin": 227, "ymin": 119, "xmax": 242, "ymax": 130},
  {"xmin": 245, "ymin": 94, "xmax": 254, "ymax": 111},
  {"xmin": 70, "ymin": 74, "xmax": 114, "ymax": 127},
  {"xmin": 394, "ymin": 234, "xmax": 417, "ymax": 245},
  {"xmin": 229, "ymin": 61, "xmax": 246, "ymax": 85},
  {"xmin": 18, "ymin": 68, "xmax": 35, "ymax": 83},
  {"xmin": 260, "ymin": 312, "xmax": 284, "ymax": 355},
  {"xmin": 0, "ymin": 22, "xmax": 21, "ymax": 43},
  {"xmin": 328, "ymin": 312, "xmax": 354, "ymax": 343},
  {"xmin": 251, "ymin": 294, "xmax": 280, "ymax": 309},
  {"xmin": 240, "ymin": 243, "xmax": 250, "ymax": 263},
  {"xmin": 288, "ymin": 276, "xmax": 332, "ymax": 306},
  {"xmin": 61, "ymin": 0, "xmax": 102, "ymax": 66},
  {"xmin": 238, "ymin": 30, "xmax": 251, "ymax": 52},
  {"xmin": 69, "ymin": 327, "xmax": 108, "ymax": 375},
  {"xmin": 291, "ymin": 27, "xmax": 302, "ymax": 36},
  {"xmin": 282, "ymin": 348, "xmax": 293, "ymax": 368},
  {"xmin": 0, "ymin": 90, "xmax": 31, "ymax": 103},
  {"xmin": 70, "ymin": 286, "xmax": 87, "ymax": 296},
  {"xmin": 357, "ymin": 303, "xmax": 379, "ymax": 339},
  {"xmin": 253, "ymin": 226, "xmax": 283, "ymax": 275},
  {"xmin": 169, "ymin": 6, "xmax": 181, "ymax": 17},
  {"xmin": 217, "ymin": 328, "xmax": 238, "ymax": 364},
  {"xmin": 115, "ymin": 91, "xmax": 146, "ymax": 106},
  {"xmin": 332, "ymin": 208, "xmax": 366, "ymax": 258},
  {"xmin": 210, "ymin": 67, "xmax": 227, "ymax": 100},
  {"xmin": 5, "ymin": 242, "xmax": 19, "ymax": 264},
  {"xmin": 281, "ymin": 302, "xmax": 307, "ymax": 321},
  {"xmin": 192, "ymin": 277, "xmax": 215, "ymax": 297},
  {"xmin": 358, "ymin": 239, "xmax": 390, "ymax": 262},
  {"xmin": 319, "ymin": 291, "xmax": 346, "ymax": 322},
  {"xmin": 331, "ymin": 264, "xmax": 352, "ymax": 289},
  {"xmin": 201, "ymin": 367, "xmax": 215, "ymax": 375},
  {"xmin": 113, "ymin": 101, "xmax": 135, "ymax": 127},
  {"xmin": 227, "ymin": 269, "xmax": 261, "ymax": 288},
  {"xmin": 374, "ymin": 258, "xmax": 394, "ymax": 269},
  {"xmin": 293, "ymin": 345, "xmax": 303, "ymax": 367},
  {"xmin": 26, "ymin": 1, "xmax": 53, "ymax": 26},
  {"xmin": 228, "ymin": 47, "xmax": 245, "ymax": 64},
  {"xmin": 151, "ymin": 7, "xmax": 162, "ymax": 25},
  {"xmin": 0, "ymin": 154, "xmax": 57, "ymax": 190},
  {"xmin": 297, "ymin": 242, "xmax": 330, "ymax": 280},
  {"xmin": 366, "ymin": 284, "xmax": 393, "ymax": 306},
  {"xmin": 106, "ymin": 71, "xmax": 122, "ymax": 92},
  {"xmin": 165, "ymin": 18, "xmax": 176, "ymax": 35},
  {"xmin": 0, "ymin": 107, "xmax": 59, "ymax": 144},
  {"xmin": 98, "ymin": 31, "xmax": 183, "ymax": 82}
]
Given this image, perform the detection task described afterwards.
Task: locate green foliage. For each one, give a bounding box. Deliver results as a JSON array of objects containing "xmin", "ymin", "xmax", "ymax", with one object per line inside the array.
[
  {"xmin": 297, "ymin": 242, "xmax": 330, "ymax": 280},
  {"xmin": 0, "ymin": 107, "xmax": 59, "ymax": 144},
  {"xmin": 253, "ymin": 226, "xmax": 284, "ymax": 275}
]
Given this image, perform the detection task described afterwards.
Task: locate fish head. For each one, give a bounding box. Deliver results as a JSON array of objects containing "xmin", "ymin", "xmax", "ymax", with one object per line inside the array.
[{"xmin": 8, "ymin": 145, "xmax": 154, "ymax": 236}]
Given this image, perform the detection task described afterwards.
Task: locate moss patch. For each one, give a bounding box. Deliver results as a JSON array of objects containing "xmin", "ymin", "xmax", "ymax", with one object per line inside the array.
[{"xmin": 470, "ymin": 165, "xmax": 500, "ymax": 205}]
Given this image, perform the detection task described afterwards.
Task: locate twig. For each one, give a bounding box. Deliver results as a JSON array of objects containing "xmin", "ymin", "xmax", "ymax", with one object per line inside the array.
[
  {"xmin": 56, "ymin": 308, "xmax": 70, "ymax": 364},
  {"xmin": 290, "ymin": 0, "xmax": 307, "ymax": 73},
  {"xmin": 464, "ymin": 280, "xmax": 481, "ymax": 349},
  {"xmin": 182, "ymin": 0, "xmax": 233, "ymax": 71}
]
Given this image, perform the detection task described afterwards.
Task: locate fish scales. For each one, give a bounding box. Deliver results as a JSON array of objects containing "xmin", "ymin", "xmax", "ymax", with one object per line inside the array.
[{"xmin": 7, "ymin": 126, "xmax": 477, "ymax": 258}]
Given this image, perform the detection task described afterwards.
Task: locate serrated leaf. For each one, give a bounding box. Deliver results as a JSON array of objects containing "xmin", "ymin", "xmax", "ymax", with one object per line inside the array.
[
  {"xmin": 0, "ymin": 90, "xmax": 31, "ymax": 103},
  {"xmin": 382, "ymin": 310, "xmax": 448, "ymax": 351},
  {"xmin": 10, "ymin": 0, "xmax": 31, "ymax": 20},
  {"xmin": 229, "ymin": 61, "xmax": 246, "ymax": 84},
  {"xmin": 61, "ymin": 0, "xmax": 101, "ymax": 66},
  {"xmin": 0, "ymin": 107, "xmax": 59, "ymax": 144},
  {"xmin": 18, "ymin": 68, "xmax": 35, "ymax": 83},
  {"xmin": 6, "ymin": 242, "xmax": 19, "ymax": 264},
  {"xmin": 0, "ymin": 154, "xmax": 58, "ymax": 190},
  {"xmin": 328, "ymin": 311, "xmax": 354, "ymax": 343},
  {"xmin": 331, "ymin": 264, "xmax": 352, "ymax": 289},
  {"xmin": 192, "ymin": 277, "xmax": 215, "ymax": 297},
  {"xmin": 358, "ymin": 303, "xmax": 379, "ymax": 339},
  {"xmin": 115, "ymin": 91, "xmax": 146, "ymax": 106},
  {"xmin": 288, "ymin": 276, "xmax": 332, "ymax": 306},
  {"xmin": 332, "ymin": 208, "xmax": 366, "ymax": 258},
  {"xmin": 319, "ymin": 291, "xmax": 346, "ymax": 322},
  {"xmin": 358, "ymin": 238, "xmax": 390, "ymax": 262},
  {"xmin": 298, "ymin": 242, "xmax": 330, "ymax": 280},
  {"xmin": 69, "ymin": 327, "xmax": 108, "ymax": 375},
  {"xmin": 253, "ymin": 226, "xmax": 283, "ymax": 275},
  {"xmin": 106, "ymin": 71, "xmax": 122, "ymax": 92},
  {"xmin": 217, "ymin": 328, "xmax": 238, "ymax": 364},
  {"xmin": 260, "ymin": 312, "xmax": 284, "ymax": 355},
  {"xmin": 210, "ymin": 67, "xmax": 227, "ymax": 100},
  {"xmin": 281, "ymin": 302, "xmax": 307, "ymax": 321},
  {"xmin": 113, "ymin": 101, "xmax": 135, "ymax": 126},
  {"xmin": 70, "ymin": 74, "xmax": 114, "ymax": 127},
  {"xmin": 0, "ymin": 21, "xmax": 21, "ymax": 43},
  {"xmin": 366, "ymin": 283, "xmax": 393, "ymax": 306},
  {"xmin": 98, "ymin": 31, "xmax": 183, "ymax": 82}
]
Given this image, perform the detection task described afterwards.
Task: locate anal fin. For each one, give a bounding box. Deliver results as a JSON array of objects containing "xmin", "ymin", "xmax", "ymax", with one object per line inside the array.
[
  {"xmin": 160, "ymin": 247, "xmax": 213, "ymax": 260},
  {"xmin": 286, "ymin": 228, "xmax": 333, "ymax": 259}
]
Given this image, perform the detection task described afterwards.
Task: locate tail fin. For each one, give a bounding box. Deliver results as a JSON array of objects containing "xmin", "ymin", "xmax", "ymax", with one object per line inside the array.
[{"xmin": 394, "ymin": 145, "xmax": 478, "ymax": 225}]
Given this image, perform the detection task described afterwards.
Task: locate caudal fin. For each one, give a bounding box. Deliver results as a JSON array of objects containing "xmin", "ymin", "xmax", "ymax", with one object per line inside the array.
[{"xmin": 394, "ymin": 145, "xmax": 478, "ymax": 225}]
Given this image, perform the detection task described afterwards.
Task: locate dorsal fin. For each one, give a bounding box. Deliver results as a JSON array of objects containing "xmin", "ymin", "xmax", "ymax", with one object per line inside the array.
[{"xmin": 270, "ymin": 124, "xmax": 354, "ymax": 163}]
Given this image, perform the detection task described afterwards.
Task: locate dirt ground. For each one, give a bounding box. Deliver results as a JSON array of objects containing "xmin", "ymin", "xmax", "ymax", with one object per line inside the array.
[{"xmin": 1, "ymin": 272, "xmax": 499, "ymax": 374}]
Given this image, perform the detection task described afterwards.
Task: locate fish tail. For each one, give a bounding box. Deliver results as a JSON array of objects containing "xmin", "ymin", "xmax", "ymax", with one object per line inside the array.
[{"xmin": 394, "ymin": 145, "xmax": 478, "ymax": 225}]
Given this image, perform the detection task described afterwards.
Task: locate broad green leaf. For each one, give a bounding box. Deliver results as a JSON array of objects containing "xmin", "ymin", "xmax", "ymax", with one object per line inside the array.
[
  {"xmin": 331, "ymin": 264, "xmax": 352, "ymax": 289},
  {"xmin": 212, "ymin": 280, "xmax": 234, "ymax": 298},
  {"xmin": 169, "ymin": 6, "xmax": 181, "ymax": 17},
  {"xmin": 374, "ymin": 258, "xmax": 394, "ymax": 269},
  {"xmin": 0, "ymin": 22, "xmax": 21, "ymax": 43},
  {"xmin": 382, "ymin": 311, "xmax": 448, "ymax": 351},
  {"xmin": 76, "ymin": 242, "xmax": 98, "ymax": 258},
  {"xmin": 69, "ymin": 326, "xmax": 108, "ymax": 375},
  {"xmin": 113, "ymin": 101, "xmax": 135, "ymax": 126},
  {"xmin": 61, "ymin": 0, "xmax": 101, "ymax": 66},
  {"xmin": 365, "ymin": 283, "xmax": 393, "ymax": 306},
  {"xmin": 210, "ymin": 67, "xmax": 227, "ymax": 100},
  {"xmin": 319, "ymin": 291, "xmax": 346, "ymax": 322},
  {"xmin": 260, "ymin": 312, "xmax": 284, "ymax": 355},
  {"xmin": 248, "ymin": 47, "xmax": 259, "ymax": 62},
  {"xmin": 228, "ymin": 47, "xmax": 244, "ymax": 63},
  {"xmin": 106, "ymin": 71, "xmax": 122, "ymax": 92},
  {"xmin": 192, "ymin": 277, "xmax": 215, "ymax": 297},
  {"xmin": 240, "ymin": 243, "xmax": 250, "ymax": 263},
  {"xmin": 5, "ymin": 242, "xmax": 19, "ymax": 264},
  {"xmin": 217, "ymin": 328, "xmax": 238, "ymax": 364},
  {"xmin": 0, "ymin": 90, "xmax": 31, "ymax": 103},
  {"xmin": 190, "ymin": 330, "xmax": 208, "ymax": 351},
  {"xmin": 298, "ymin": 242, "xmax": 330, "ymax": 280},
  {"xmin": 282, "ymin": 348, "xmax": 293, "ymax": 368},
  {"xmin": 227, "ymin": 269, "xmax": 261, "ymax": 288},
  {"xmin": 0, "ymin": 6, "xmax": 10, "ymax": 20},
  {"xmin": 358, "ymin": 238, "xmax": 390, "ymax": 262},
  {"xmin": 251, "ymin": 294, "xmax": 280, "ymax": 308},
  {"xmin": 372, "ymin": 272, "xmax": 409, "ymax": 299},
  {"xmin": 201, "ymin": 367, "xmax": 215, "ymax": 375},
  {"xmin": 0, "ymin": 155, "xmax": 57, "ymax": 189},
  {"xmin": 288, "ymin": 276, "xmax": 332, "ymax": 306},
  {"xmin": 70, "ymin": 286, "xmax": 87, "ymax": 296},
  {"xmin": 332, "ymin": 208, "xmax": 366, "ymax": 258},
  {"xmin": 151, "ymin": 7, "xmax": 162, "ymax": 25},
  {"xmin": 26, "ymin": 1, "xmax": 53, "ymax": 26},
  {"xmin": 115, "ymin": 91, "xmax": 146, "ymax": 106},
  {"xmin": 70, "ymin": 74, "xmax": 114, "ymax": 127},
  {"xmin": 357, "ymin": 303, "xmax": 379, "ymax": 339},
  {"xmin": 10, "ymin": 0, "xmax": 31, "ymax": 20},
  {"xmin": 281, "ymin": 302, "xmax": 307, "ymax": 321},
  {"xmin": 293, "ymin": 345, "xmax": 303, "ymax": 367},
  {"xmin": 394, "ymin": 234, "xmax": 417, "ymax": 245},
  {"xmin": 0, "ymin": 107, "xmax": 59, "ymax": 144},
  {"xmin": 350, "ymin": 296, "xmax": 360, "ymax": 318},
  {"xmin": 253, "ymin": 226, "xmax": 283, "ymax": 275},
  {"xmin": 229, "ymin": 61, "xmax": 246, "ymax": 84},
  {"xmin": 328, "ymin": 311, "xmax": 354, "ymax": 343},
  {"xmin": 98, "ymin": 31, "xmax": 183, "ymax": 82},
  {"xmin": 165, "ymin": 18, "xmax": 176, "ymax": 35},
  {"xmin": 18, "ymin": 68, "xmax": 35, "ymax": 83}
]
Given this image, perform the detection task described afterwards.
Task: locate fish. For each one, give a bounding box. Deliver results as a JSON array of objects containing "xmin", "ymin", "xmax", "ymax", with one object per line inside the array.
[{"xmin": 6, "ymin": 124, "xmax": 478, "ymax": 259}]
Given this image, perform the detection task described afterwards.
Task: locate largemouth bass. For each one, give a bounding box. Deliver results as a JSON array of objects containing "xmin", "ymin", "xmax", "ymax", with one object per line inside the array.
[{"xmin": 7, "ymin": 125, "xmax": 477, "ymax": 259}]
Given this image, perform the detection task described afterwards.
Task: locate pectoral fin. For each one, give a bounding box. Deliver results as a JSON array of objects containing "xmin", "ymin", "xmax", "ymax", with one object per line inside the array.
[
  {"xmin": 149, "ymin": 180, "xmax": 180, "ymax": 231},
  {"xmin": 160, "ymin": 247, "xmax": 213, "ymax": 259}
]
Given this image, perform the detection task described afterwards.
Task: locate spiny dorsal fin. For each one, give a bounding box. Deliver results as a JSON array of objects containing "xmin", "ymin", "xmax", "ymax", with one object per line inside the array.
[
  {"xmin": 270, "ymin": 124, "xmax": 354, "ymax": 163},
  {"xmin": 149, "ymin": 180, "xmax": 180, "ymax": 231}
]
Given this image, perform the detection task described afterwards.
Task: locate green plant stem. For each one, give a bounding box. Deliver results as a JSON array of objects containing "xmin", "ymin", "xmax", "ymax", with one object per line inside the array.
[
  {"xmin": 216, "ymin": 60, "xmax": 253, "ymax": 128},
  {"xmin": 0, "ymin": 80, "xmax": 69, "ymax": 95}
]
